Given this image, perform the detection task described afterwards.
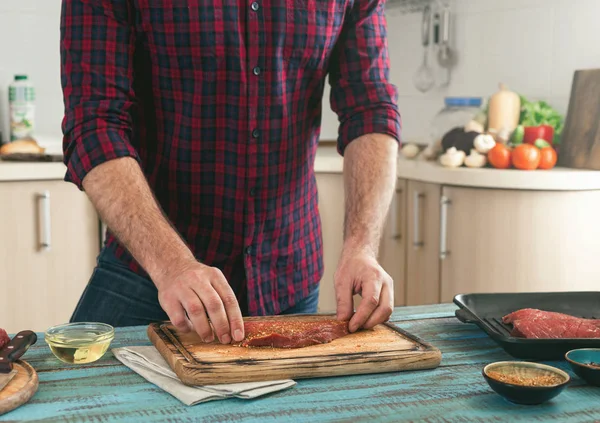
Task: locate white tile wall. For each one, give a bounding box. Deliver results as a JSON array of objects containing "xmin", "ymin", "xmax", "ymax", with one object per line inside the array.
[
  {"xmin": 0, "ymin": 0, "xmax": 599, "ymax": 150},
  {"xmin": 371, "ymin": 0, "xmax": 600, "ymax": 144},
  {"xmin": 0, "ymin": 0, "xmax": 63, "ymax": 147}
]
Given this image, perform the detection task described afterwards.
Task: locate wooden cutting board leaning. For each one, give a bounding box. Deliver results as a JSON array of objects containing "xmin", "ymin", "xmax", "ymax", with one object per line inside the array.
[{"xmin": 148, "ymin": 314, "xmax": 442, "ymax": 386}]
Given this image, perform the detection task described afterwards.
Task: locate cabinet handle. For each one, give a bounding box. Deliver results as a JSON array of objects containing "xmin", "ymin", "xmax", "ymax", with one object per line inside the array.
[
  {"xmin": 440, "ymin": 195, "xmax": 451, "ymax": 259},
  {"xmin": 37, "ymin": 191, "xmax": 51, "ymax": 251},
  {"xmin": 413, "ymin": 192, "xmax": 424, "ymax": 248},
  {"xmin": 391, "ymin": 188, "xmax": 403, "ymax": 240}
]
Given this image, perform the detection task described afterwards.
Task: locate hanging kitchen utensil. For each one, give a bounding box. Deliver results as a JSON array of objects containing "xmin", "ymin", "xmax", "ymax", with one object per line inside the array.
[
  {"xmin": 437, "ymin": 6, "xmax": 454, "ymax": 86},
  {"xmin": 413, "ymin": 4, "xmax": 435, "ymax": 93}
]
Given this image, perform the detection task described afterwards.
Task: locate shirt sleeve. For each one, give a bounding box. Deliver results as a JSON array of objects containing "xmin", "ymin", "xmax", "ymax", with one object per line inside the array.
[
  {"xmin": 328, "ymin": 0, "xmax": 402, "ymax": 155},
  {"xmin": 60, "ymin": 0, "xmax": 140, "ymax": 189}
]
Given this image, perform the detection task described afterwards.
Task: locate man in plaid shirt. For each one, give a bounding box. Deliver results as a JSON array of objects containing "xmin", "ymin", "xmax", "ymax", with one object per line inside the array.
[{"xmin": 61, "ymin": 0, "xmax": 401, "ymax": 345}]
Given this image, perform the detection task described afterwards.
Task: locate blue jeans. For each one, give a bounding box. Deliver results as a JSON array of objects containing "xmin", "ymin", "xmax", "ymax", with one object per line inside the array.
[{"xmin": 70, "ymin": 247, "xmax": 320, "ymax": 327}]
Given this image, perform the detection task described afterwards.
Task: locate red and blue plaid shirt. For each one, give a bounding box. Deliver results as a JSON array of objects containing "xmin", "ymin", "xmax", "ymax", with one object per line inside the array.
[{"xmin": 60, "ymin": 0, "xmax": 401, "ymax": 316}]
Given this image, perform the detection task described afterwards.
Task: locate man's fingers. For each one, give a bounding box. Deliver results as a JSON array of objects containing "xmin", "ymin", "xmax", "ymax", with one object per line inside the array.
[
  {"xmin": 160, "ymin": 296, "xmax": 191, "ymax": 333},
  {"xmin": 348, "ymin": 279, "xmax": 382, "ymax": 332},
  {"xmin": 195, "ymin": 285, "xmax": 232, "ymax": 344},
  {"xmin": 210, "ymin": 272, "xmax": 245, "ymax": 342},
  {"xmin": 362, "ymin": 282, "xmax": 393, "ymax": 329},
  {"xmin": 335, "ymin": 274, "xmax": 355, "ymax": 322},
  {"xmin": 182, "ymin": 292, "xmax": 214, "ymax": 342}
]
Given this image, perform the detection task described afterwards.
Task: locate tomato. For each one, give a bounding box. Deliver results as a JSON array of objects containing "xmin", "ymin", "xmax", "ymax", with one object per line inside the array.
[
  {"xmin": 523, "ymin": 125, "xmax": 554, "ymax": 145},
  {"xmin": 487, "ymin": 144, "xmax": 512, "ymax": 169},
  {"xmin": 512, "ymin": 144, "xmax": 541, "ymax": 170},
  {"xmin": 538, "ymin": 147, "xmax": 558, "ymax": 170}
]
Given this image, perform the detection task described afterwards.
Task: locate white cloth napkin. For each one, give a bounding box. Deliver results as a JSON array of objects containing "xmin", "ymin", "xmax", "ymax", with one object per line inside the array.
[{"xmin": 112, "ymin": 346, "xmax": 296, "ymax": 405}]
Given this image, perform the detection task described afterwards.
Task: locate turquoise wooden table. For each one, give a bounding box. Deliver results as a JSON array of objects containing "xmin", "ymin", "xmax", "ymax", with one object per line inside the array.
[{"xmin": 1, "ymin": 304, "xmax": 599, "ymax": 422}]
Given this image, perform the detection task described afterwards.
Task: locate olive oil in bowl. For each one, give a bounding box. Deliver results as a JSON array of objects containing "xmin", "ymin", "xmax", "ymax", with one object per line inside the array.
[{"xmin": 45, "ymin": 322, "xmax": 115, "ymax": 364}]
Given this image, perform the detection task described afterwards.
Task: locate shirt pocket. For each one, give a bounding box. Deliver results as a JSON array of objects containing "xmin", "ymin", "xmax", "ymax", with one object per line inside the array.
[
  {"xmin": 284, "ymin": 0, "xmax": 346, "ymax": 70},
  {"xmin": 139, "ymin": 0, "xmax": 222, "ymax": 81}
]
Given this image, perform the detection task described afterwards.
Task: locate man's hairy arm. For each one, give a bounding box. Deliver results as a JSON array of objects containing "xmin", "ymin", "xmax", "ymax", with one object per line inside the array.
[
  {"xmin": 82, "ymin": 157, "xmax": 244, "ymax": 344},
  {"xmin": 335, "ymin": 134, "xmax": 398, "ymax": 332},
  {"xmin": 343, "ymin": 134, "xmax": 398, "ymax": 256}
]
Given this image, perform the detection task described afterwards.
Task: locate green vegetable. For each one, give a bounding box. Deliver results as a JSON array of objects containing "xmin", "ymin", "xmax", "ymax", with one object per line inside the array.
[
  {"xmin": 519, "ymin": 95, "xmax": 565, "ymax": 144},
  {"xmin": 511, "ymin": 125, "xmax": 524, "ymax": 145},
  {"xmin": 534, "ymin": 139, "xmax": 551, "ymax": 149}
]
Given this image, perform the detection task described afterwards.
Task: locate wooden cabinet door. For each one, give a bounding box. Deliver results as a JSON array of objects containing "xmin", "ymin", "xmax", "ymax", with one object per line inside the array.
[
  {"xmin": 0, "ymin": 180, "xmax": 99, "ymax": 332},
  {"xmin": 439, "ymin": 186, "xmax": 600, "ymax": 302},
  {"xmin": 405, "ymin": 181, "xmax": 441, "ymax": 306},
  {"xmin": 315, "ymin": 173, "xmax": 344, "ymax": 313},
  {"xmin": 379, "ymin": 178, "xmax": 407, "ymax": 306}
]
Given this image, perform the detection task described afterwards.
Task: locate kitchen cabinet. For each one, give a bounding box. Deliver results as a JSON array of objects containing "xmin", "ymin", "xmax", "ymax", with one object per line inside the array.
[
  {"xmin": 316, "ymin": 174, "xmax": 410, "ymax": 312},
  {"xmin": 378, "ymin": 178, "xmax": 407, "ymax": 306},
  {"xmin": 405, "ymin": 181, "xmax": 441, "ymax": 306},
  {"xmin": 0, "ymin": 180, "xmax": 99, "ymax": 333},
  {"xmin": 315, "ymin": 173, "xmax": 344, "ymax": 312},
  {"xmin": 439, "ymin": 186, "xmax": 600, "ymax": 302}
]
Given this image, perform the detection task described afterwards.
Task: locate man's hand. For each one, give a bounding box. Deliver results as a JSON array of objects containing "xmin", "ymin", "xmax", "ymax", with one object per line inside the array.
[
  {"xmin": 156, "ymin": 260, "xmax": 245, "ymax": 344},
  {"xmin": 80, "ymin": 158, "xmax": 245, "ymax": 345},
  {"xmin": 334, "ymin": 247, "xmax": 394, "ymax": 333}
]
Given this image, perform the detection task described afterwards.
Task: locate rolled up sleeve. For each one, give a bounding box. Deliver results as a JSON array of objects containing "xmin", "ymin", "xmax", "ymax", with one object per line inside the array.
[
  {"xmin": 60, "ymin": 0, "xmax": 140, "ymax": 189},
  {"xmin": 328, "ymin": 0, "xmax": 402, "ymax": 155}
]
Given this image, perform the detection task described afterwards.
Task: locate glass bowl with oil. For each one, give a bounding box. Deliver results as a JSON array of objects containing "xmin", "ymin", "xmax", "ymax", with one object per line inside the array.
[{"xmin": 44, "ymin": 322, "xmax": 115, "ymax": 364}]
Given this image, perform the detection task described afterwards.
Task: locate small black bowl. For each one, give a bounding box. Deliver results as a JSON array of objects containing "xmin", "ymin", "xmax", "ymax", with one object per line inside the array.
[
  {"xmin": 482, "ymin": 361, "xmax": 570, "ymax": 405},
  {"xmin": 565, "ymin": 348, "xmax": 600, "ymax": 386}
]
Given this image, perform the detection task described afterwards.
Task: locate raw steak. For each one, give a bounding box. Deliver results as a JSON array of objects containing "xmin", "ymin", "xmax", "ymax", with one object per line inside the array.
[
  {"xmin": 502, "ymin": 309, "xmax": 600, "ymax": 339},
  {"xmin": 0, "ymin": 328, "xmax": 10, "ymax": 350},
  {"xmin": 236, "ymin": 319, "xmax": 350, "ymax": 348},
  {"xmin": 503, "ymin": 308, "xmax": 600, "ymax": 325}
]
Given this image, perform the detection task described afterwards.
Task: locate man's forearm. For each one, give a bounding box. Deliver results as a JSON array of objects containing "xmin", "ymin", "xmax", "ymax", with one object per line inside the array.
[
  {"xmin": 82, "ymin": 157, "xmax": 195, "ymax": 286},
  {"xmin": 343, "ymin": 134, "xmax": 398, "ymax": 255}
]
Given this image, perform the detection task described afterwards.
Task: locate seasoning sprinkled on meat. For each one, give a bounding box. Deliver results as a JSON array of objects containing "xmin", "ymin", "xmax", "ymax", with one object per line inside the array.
[{"xmin": 235, "ymin": 319, "xmax": 350, "ymax": 348}]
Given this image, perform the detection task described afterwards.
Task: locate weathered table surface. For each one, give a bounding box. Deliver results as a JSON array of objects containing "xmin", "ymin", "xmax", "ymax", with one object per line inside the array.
[{"xmin": 1, "ymin": 304, "xmax": 599, "ymax": 423}]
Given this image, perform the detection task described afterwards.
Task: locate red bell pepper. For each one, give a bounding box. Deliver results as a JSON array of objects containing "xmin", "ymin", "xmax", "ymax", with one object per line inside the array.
[{"xmin": 523, "ymin": 125, "xmax": 554, "ymax": 145}]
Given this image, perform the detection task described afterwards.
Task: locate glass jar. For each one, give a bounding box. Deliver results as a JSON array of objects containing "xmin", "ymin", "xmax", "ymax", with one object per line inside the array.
[{"xmin": 430, "ymin": 97, "xmax": 483, "ymax": 147}]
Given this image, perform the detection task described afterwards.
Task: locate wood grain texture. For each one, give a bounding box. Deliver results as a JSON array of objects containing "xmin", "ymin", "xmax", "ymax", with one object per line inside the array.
[
  {"xmin": 0, "ymin": 361, "xmax": 38, "ymax": 416},
  {"xmin": 148, "ymin": 314, "xmax": 441, "ymax": 385},
  {"xmin": 3, "ymin": 304, "xmax": 600, "ymax": 422},
  {"xmin": 559, "ymin": 68, "xmax": 600, "ymax": 170}
]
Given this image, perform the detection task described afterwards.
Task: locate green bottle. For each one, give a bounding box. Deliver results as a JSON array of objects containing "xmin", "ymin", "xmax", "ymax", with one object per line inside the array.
[{"xmin": 9, "ymin": 75, "xmax": 36, "ymax": 141}]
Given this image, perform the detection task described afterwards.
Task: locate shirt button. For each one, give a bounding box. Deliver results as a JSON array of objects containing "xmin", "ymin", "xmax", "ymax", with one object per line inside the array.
[
  {"xmin": 245, "ymin": 246, "xmax": 252, "ymax": 255},
  {"xmin": 253, "ymin": 66, "xmax": 261, "ymax": 76},
  {"xmin": 249, "ymin": 188, "xmax": 257, "ymax": 196},
  {"xmin": 252, "ymin": 129, "xmax": 260, "ymax": 138},
  {"xmin": 251, "ymin": 1, "xmax": 260, "ymax": 11}
]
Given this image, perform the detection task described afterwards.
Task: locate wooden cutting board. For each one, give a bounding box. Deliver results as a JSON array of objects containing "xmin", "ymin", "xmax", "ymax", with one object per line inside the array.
[
  {"xmin": 0, "ymin": 360, "xmax": 38, "ymax": 416},
  {"xmin": 558, "ymin": 68, "xmax": 600, "ymax": 169},
  {"xmin": 148, "ymin": 315, "xmax": 442, "ymax": 386}
]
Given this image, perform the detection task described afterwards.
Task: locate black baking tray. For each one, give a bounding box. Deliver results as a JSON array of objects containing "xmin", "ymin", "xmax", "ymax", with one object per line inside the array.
[{"xmin": 453, "ymin": 292, "xmax": 600, "ymax": 360}]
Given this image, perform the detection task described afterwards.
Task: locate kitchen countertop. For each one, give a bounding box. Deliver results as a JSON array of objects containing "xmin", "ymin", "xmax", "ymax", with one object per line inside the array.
[
  {"xmin": 0, "ymin": 147, "xmax": 342, "ymax": 182},
  {"xmin": 396, "ymin": 159, "xmax": 600, "ymax": 191},
  {"xmin": 0, "ymin": 161, "xmax": 67, "ymax": 182},
  {"xmin": 315, "ymin": 146, "xmax": 600, "ymax": 191},
  {"xmin": 3, "ymin": 304, "xmax": 598, "ymax": 423},
  {"xmin": 5, "ymin": 147, "xmax": 600, "ymax": 191}
]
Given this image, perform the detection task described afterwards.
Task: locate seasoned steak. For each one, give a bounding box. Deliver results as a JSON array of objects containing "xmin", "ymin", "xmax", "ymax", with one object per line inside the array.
[
  {"xmin": 236, "ymin": 319, "xmax": 350, "ymax": 348},
  {"xmin": 503, "ymin": 308, "xmax": 600, "ymax": 339}
]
